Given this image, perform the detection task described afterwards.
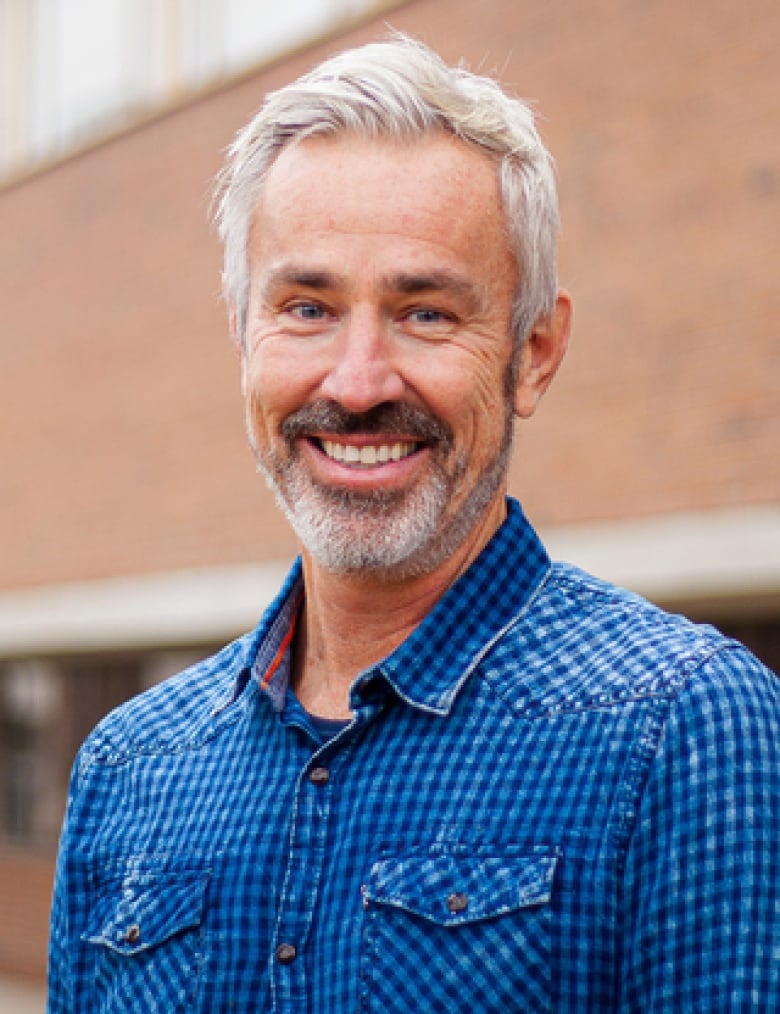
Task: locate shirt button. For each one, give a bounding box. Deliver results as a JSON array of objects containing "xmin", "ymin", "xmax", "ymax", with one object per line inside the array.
[
  {"xmin": 275, "ymin": 942, "xmax": 297, "ymax": 965},
  {"xmin": 125, "ymin": 924, "xmax": 141, "ymax": 944},
  {"xmin": 446, "ymin": 892, "xmax": 469, "ymax": 914},
  {"xmin": 309, "ymin": 766, "xmax": 330, "ymax": 786}
]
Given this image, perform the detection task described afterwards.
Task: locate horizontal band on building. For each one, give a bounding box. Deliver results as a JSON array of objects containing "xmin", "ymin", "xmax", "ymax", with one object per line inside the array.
[{"xmin": 1, "ymin": 504, "xmax": 779, "ymax": 657}]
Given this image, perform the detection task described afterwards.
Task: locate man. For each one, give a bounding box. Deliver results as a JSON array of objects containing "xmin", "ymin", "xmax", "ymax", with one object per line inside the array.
[{"xmin": 48, "ymin": 36, "xmax": 778, "ymax": 1012}]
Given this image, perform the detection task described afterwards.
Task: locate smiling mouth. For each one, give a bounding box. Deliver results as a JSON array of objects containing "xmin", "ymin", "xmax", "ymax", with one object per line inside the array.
[{"xmin": 316, "ymin": 439, "xmax": 420, "ymax": 467}]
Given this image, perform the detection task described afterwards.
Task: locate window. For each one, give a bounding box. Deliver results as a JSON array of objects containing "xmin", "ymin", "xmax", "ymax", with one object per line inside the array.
[{"xmin": 0, "ymin": 647, "xmax": 213, "ymax": 845}]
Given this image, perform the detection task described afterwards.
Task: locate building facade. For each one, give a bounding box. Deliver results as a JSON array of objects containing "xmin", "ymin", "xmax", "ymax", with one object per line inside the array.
[{"xmin": 1, "ymin": 0, "xmax": 779, "ymax": 983}]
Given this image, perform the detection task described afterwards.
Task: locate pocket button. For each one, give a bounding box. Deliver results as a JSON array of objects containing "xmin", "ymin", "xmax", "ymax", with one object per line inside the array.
[{"xmin": 445, "ymin": 892, "xmax": 468, "ymax": 914}]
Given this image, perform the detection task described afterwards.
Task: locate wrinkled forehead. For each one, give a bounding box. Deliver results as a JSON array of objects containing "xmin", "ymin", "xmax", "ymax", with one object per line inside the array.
[{"xmin": 250, "ymin": 132, "xmax": 510, "ymax": 264}]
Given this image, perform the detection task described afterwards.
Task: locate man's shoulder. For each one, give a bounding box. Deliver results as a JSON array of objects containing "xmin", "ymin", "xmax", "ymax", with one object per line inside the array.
[
  {"xmin": 485, "ymin": 560, "xmax": 764, "ymax": 714},
  {"xmin": 78, "ymin": 632, "xmax": 256, "ymax": 767}
]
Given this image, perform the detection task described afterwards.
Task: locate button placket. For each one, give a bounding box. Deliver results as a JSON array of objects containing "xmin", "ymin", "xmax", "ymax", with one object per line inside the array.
[{"xmin": 271, "ymin": 752, "xmax": 337, "ymax": 1009}]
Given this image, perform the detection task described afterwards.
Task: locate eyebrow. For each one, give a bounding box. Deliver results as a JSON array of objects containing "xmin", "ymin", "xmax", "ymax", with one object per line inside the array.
[
  {"xmin": 262, "ymin": 266, "xmax": 344, "ymax": 293},
  {"xmin": 262, "ymin": 263, "xmax": 481, "ymax": 304},
  {"xmin": 390, "ymin": 270, "xmax": 480, "ymax": 301}
]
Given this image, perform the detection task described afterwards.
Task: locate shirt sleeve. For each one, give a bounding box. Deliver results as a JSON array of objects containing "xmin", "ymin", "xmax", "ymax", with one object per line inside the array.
[
  {"xmin": 619, "ymin": 644, "xmax": 780, "ymax": 1011},
  {"xmin": 47, "ymin": 757, "xmax": 81, "ymax": 1014}
]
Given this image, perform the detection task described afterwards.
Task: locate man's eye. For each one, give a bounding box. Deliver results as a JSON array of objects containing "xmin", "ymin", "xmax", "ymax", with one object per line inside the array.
[
  {"xmin": 289, "ymin": 302, "xmax": 326, "ymax": 320},
  {"xmin": 408, "ymin": 308, "xmax": 446, "ymax": 324}
]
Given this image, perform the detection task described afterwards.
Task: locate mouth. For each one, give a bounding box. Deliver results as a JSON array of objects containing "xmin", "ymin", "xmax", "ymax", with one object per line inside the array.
[
  {"xmin": 280, "ymin": 401, "xmax": 449, "ymax": 479},
  {"xmin": 314, "ymin": 438, "xmax": 421, "ymax": 468}
]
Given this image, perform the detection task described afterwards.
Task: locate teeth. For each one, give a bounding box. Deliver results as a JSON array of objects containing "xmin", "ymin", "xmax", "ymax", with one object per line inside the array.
[{"xmin": 321, "ymin": 440, "xmax": 417, "ymax": 465}]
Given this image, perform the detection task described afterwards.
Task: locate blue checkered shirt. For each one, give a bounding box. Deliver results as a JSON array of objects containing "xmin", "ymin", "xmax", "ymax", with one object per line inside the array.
[{"xmin": 48, "ymin": 499, "xmax": 779, "ymax": 1011}]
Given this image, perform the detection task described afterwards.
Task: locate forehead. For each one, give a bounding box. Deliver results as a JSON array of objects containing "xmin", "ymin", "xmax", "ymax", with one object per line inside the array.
[
  {"xmin": 264, "ymin": 129, "xmax": 500, "ymax": 194},
  {"xmin": 252, "ymin": 132, "xmax": 505, "ymax": 249},
  {"xmin": 249, "ymin": 132, "xmax": 513, "ymax": 285}
]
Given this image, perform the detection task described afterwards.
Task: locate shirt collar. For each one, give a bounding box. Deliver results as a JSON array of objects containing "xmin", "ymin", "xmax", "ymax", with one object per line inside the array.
[
  {"xmin": 246, "ymin": 560, "xmax": 304, "ymax": 712},
  {"xmin": 245, "ymin": 497, "xmax": 550, "ymax": 716},
  {"xmin": 371, "ymin": 497, "xmax": 551, "ymax": 714}
]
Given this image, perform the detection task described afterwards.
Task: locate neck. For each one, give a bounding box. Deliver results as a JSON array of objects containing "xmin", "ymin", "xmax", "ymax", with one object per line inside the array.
[{"xmin": 292, "ymin": 495, "xmax": 506, "ymax": 718}]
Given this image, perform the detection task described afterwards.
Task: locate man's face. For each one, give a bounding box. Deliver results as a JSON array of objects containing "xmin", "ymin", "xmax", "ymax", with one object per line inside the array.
[{"xmin": 240, "ymin": 133, "xmax": 521, "ymax": 579}]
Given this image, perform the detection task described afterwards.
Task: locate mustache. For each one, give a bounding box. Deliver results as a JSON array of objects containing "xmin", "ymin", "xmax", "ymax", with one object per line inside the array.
[{"xmin": 280, "ymin": 400, "xmax": 453, "ymax": 448}]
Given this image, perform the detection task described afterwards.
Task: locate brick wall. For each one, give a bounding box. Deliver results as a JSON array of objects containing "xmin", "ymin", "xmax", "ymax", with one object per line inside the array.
[
  {"xmin": 0, "ymin": 847, "xmax": 53, "ymax": 979},
  {"xmin": 1, "ymin": 0, "xmax": 778, "ymax": 593},
  {"xmin": 1, "ymin": 0, "xmax": 779, "ymax": 982}
]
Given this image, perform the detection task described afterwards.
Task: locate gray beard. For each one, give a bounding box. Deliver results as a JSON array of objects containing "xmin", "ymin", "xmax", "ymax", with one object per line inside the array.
[{"xmin": 249, "ymin": 396, "xmax": 514, "ymax": 581}]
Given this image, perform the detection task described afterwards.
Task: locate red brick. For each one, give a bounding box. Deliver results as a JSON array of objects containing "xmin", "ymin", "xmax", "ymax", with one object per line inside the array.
[{"xmin": 1, "ymin": 0, "xmax": 778, "ymax": 592}]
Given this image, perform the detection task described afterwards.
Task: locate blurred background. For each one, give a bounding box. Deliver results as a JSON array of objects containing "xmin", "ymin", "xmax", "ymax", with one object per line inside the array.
[{"xmin": 1, "ymin": 0, "xmax": 778, "ymax": 1007}]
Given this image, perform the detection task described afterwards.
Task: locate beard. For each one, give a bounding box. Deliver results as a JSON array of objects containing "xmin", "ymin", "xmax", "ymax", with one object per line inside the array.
[{"xmin": 248, "ymin": 392, "xmax": 514, "ymax": 582}]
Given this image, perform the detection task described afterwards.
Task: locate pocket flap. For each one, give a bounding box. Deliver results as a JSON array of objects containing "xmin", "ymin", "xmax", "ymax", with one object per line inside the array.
[
  {"xmin": 82, "ymin": 868, "xmax": 210, "ymax": 956},
  {"xmin": 364, "ymin": 851, "xmax": 557, "ymax": 926}
]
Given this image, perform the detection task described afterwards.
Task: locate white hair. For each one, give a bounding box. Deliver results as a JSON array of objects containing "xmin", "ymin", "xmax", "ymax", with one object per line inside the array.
[{"xmin": 213, "ymin": 34, "xmax": 560, "ymax": 349}]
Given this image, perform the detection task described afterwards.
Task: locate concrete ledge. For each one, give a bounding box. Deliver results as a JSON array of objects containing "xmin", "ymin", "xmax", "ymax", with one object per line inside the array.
[
  {"xmin": 0, "ymin": 976, "xmax": 45, "ymax": 1014},
  {"xmin": 0, "ymin": 562, "xmax": 292, "ymax": 657},
  {"xmin": 542, "ymin": 503, "xmax": 780, "ymax": 618},
  {"xmin": 1, "ymin": 504, "xmax": 779, "ymax": 657}
]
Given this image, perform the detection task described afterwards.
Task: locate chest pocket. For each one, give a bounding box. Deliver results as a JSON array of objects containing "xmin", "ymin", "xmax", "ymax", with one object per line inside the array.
[
  {"xmin": 82, "ymin": 866, "xmax": 210, "ymax": 1014},
  {"xmin": 360, "ymin": 848, "xmax": 558, "ymax": 1014}
]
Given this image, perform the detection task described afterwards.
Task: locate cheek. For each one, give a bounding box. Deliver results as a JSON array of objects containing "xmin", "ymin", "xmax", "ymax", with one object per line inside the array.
[
  {"xmin": 241, "ymin": 364, "xmax": 278, "ymax": 453},
  {"xmin": 426, "ymin": 360, "xmax": 508, "ymax": 438},
  {"xmin": 243, "ymin": 347, "xmax": 295, "ymax": 420}
]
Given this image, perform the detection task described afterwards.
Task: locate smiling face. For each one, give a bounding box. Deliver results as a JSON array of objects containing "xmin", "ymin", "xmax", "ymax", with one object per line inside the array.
[{"xmin": 239, "ymin": 133, "xmax": 537, "ymax": 580}]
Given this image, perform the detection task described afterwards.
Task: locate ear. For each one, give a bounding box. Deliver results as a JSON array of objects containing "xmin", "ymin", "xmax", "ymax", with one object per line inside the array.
[{"xmin": 513, "ymin": 290, "xmax": 572, "ymax": 419}]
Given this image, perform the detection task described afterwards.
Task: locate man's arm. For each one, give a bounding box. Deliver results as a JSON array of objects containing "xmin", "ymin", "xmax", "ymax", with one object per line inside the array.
[
  {"xmin": 619, "ymin": 645, "xmax": 779, "ymax": 1010},
  {"xmin": 47, "ymin": 759, "xmax": 81, "ymax": 1013}
]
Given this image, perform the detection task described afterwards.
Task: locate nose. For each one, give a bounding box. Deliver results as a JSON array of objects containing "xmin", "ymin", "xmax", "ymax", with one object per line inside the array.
[{"xmin": 319, "ymin": 308, "xmax": 404, "ymax": 412}]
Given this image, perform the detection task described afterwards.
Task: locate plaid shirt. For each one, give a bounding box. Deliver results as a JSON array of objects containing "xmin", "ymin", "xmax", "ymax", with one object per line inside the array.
[{"xmin": 48, "ymin": 499, "xmax": 779, "ymax": 1012}]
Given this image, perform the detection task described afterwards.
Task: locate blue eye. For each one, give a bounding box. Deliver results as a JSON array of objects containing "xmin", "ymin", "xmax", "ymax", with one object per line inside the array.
[
  {"xmin": 409, "ymin": 308, "xmax": 445, "ymax": 324},
  {"xmin": 292, "ymin": 303, "xmax": 326, "ymax": 319}
]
